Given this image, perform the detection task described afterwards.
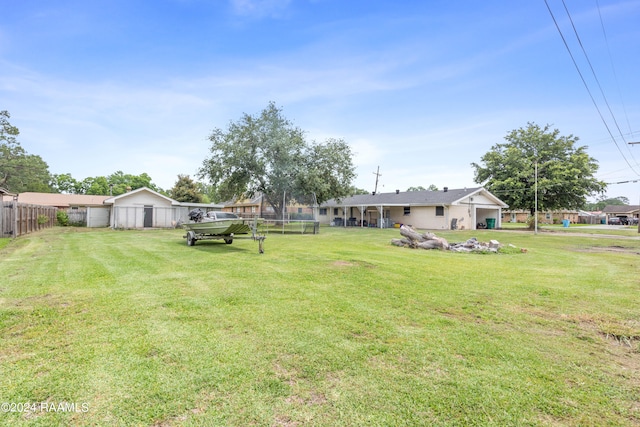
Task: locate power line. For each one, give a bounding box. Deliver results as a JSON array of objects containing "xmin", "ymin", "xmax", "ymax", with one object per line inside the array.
[
  {"xmin": 562, "ymin": 0, "xmax": 640, "ymax": 168},
  {"xmin": 596, "ymin": 0, "xmax": 635, "ymax": 139},
  {"xmin": 543, "ymin": 0, "xmax": 640, "ymax": 176}
]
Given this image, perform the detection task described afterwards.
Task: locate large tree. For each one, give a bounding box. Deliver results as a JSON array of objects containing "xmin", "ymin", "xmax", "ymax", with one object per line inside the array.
[
  {"xmin": 0, "ymin": 110, "xmax": 52, "ymax": 192},
  {"xmin": 199, "ymin": 102, "xmax": 356, "ymax": 218},
  {"xmin": 472, "ymin": 123, "xmax": 606, "ymax": 213},
  {"xmin": 584, "ymin": 196, "xmax": 629, "ymax": 211},
  {"xmin": 80, "ymin": 171, "xmax": 161, "ymax": 195},
  {"xmin": 51, "ymin": 173, "xmax": 82, "ymax": 194},
  {"xmin": 170, "ymin": 174, "xmax": 203, "ymax": 203}
]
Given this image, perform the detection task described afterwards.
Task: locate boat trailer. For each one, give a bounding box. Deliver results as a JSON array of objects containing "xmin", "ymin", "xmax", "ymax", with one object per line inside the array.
[{"xmin": 183, "ymin": 221, "xmax": 266, "ymax": 253}]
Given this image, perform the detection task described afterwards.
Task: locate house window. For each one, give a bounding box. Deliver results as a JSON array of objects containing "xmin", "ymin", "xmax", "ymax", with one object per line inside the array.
[
  {"xmin": 404, "ymin": 206, "xmax": 411, "ymax": 216},
  {"xmin": 436, "ymin": 206, "xmax": 444, "ymax": 216},
  {"xmin": 298, "ymin": 208, "xmax": 302, "ymax": 214},
  {"xmin": 334, "ymin": 208, "xmax": 339, "ymax": 215},
  {"xmin": 320, "ymin": 208, "xmax": 327, "ymax": 216}
]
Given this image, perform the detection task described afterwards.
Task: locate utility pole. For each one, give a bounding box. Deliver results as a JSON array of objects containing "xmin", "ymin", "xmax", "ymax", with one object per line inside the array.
[{"xmin": 372, "ymin": 166, "xmax": 381, "ymax": 195}]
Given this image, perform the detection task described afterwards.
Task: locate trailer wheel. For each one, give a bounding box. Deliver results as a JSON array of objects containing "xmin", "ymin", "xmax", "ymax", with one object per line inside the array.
[
  {"xmin": 186, "ymin": 231, "xmax": 196, "ymax": 246},
  {"xmin": 224, "ymin": 238, "xmax": 233, "ymax": 244}
]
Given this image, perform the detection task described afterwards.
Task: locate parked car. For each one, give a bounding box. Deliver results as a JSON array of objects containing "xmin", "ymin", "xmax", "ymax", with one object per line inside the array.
[
  {"xmin": 607, "ymin": 217, "xmax": 621, "ymax": 225},
  {"xmin": 617, "ymin": 216, "xmax": 639, "ymax": 225}
]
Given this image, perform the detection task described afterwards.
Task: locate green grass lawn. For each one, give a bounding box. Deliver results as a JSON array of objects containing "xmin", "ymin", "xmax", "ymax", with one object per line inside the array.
[{"xmin": 0, "ymin": 227, "xmax": 639, "ymax": 426}]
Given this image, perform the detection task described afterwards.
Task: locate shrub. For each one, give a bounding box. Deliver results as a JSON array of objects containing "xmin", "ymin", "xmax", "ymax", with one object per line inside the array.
[
  {"xmin": 37, "ymin": 215, "xmax": 49, "ymax": 225},
  {"xmin": 525, "ymin": 215, "xmax": 541, "ymax": 230},
  {"xmin": 56, "ymin": 210, "xmax": 69, "ymax": 226}
]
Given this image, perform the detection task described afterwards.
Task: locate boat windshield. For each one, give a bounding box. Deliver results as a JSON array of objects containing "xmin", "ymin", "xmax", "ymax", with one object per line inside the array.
[{"xmin": 205, "ymin": 211, "xmax": 239, "ymax": 220}]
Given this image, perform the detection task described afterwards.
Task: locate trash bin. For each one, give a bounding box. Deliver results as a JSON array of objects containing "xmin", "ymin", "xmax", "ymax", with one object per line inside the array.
[
  {"xmin": 562, "ymin": 219, "xmax": 570, "ymax": 228},
  {"xmin": 486, "ymin": 218, "xmax": 496, "ymax": 229}
]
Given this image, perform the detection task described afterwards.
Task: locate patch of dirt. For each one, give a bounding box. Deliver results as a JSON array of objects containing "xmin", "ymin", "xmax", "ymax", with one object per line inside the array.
[
  {"xmin": 332, "ymin": 260, "xmax": 377, "ymax": 268},
  {"xmin": 332, "ymin": 260, "xmax": 354, "ymax": 267},
  {"xmin": 273, "ymin": 414, "xmax": 300, "ymax": 427}
]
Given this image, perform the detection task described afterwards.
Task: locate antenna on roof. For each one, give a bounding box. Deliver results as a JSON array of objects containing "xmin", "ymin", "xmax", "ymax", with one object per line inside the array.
[{"xmin": 373, "ymin": 166, "xmax": 381, "ymax": 195}]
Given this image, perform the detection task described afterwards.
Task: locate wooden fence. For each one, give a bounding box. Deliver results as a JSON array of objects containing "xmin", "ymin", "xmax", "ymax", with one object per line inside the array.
[{"xmin": 1, "ymin": 202, "xmax": 58, "ymax": 238}]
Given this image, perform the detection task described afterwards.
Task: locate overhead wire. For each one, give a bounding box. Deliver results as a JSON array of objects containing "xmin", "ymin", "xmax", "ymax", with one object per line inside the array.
[
  {"xmin": 543, "ymin": 0, "xmax": 640, "ymax": 176},
  {"xmin": 561, "ymin": 0, "xmax": 640, "ymax": 168},
  {"xmin": 596, "ymin": 0, "xmax": 635, "ymax": 140}
]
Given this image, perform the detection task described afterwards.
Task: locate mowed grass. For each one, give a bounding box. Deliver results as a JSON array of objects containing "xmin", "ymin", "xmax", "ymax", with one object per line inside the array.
[{"xmin": 0, "ymin": 227, "xmax": 638, "ymax": 426}]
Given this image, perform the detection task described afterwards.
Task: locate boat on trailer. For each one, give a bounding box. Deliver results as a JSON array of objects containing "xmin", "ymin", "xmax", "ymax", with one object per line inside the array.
[{"xmin": 182, "ymin": 209, "xmax": 265, "ymax": 252}]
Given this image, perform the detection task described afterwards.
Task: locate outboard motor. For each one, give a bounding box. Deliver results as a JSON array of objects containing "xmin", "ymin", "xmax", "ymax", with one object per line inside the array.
[{"xmin": 188, "ymin": 208, "xmax": 204, "ymax": 222}]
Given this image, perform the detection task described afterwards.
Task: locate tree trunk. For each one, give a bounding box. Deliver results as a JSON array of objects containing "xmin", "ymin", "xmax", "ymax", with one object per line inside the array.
[{"xmin": 397, "ymin": 225, "xmax": 449, "ymax": 250}]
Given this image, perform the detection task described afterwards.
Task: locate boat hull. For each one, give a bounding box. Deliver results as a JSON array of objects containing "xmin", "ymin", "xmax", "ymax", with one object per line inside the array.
[{"xmin": 182, "ymin": 219, "xmax": 251, "ymax": 235}]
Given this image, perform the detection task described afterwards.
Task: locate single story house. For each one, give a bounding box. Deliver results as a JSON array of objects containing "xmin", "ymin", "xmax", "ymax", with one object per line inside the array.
[
  {"xmin": 223, "ymin": 193, "xmax": 314, "ymax": 220},
  {"xmin": 8, "ymin": 192, "xmax": 111, "ymax": 209},
  {"xmin": 502, "ymin": 209, "xmax": 579, "ymax": 224},
  {"xmin": 602, "ymin": 205, "xmax": 640, "ymax": 223},
  {"xmin": 2, "ymin": 192, "xmax": 112, "ymax": 227},
  {"xmin": 320, "ymin": 187, "xmax": 508, "ymax": 230}
]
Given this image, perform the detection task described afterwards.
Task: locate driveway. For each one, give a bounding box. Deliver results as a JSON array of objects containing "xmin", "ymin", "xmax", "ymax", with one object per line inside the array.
[{"xmin": 577, "ymin": 224, "xmax": 631, "ymax": 230}]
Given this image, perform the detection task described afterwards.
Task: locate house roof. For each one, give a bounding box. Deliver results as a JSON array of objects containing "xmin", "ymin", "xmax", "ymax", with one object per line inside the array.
[
  {"xmin": 223, "ymin": 193, "xmax": 264, "ymax": 207},
  {"xmin": 323, "ymin": 187, "xmax": 508, "ymax": 208},
  {"xmin": 9, "ymin": 192, "xmax": 110, "ymax": 207},
  {"xmin": 103, "ymin": 187, "xmax": 179, "ymax": 205},
  {"xmin": 602, "ymin": 205, "xmax": 640, "ymax": 214}
]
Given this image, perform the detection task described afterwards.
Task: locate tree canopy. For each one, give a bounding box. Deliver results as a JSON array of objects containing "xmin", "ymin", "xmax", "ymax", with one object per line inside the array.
[
  {"xmin": 1, "ymin": 110, "xmax": 52, "ymax": 193},
  {"xmin": 407, "ymin": 184, "xmax": 438, "ymax": 192},
  {"xmin": 472, "ymin": 123, "xmax": 606, "ymax": 213},
  {"xmin": 51, "ymin": 171, "xmax": 161, "ymax": 195},
  {"xmin": 199, "ymin": 102, "xmax": 356, "ymax": 218},
  {"xmin": 583, "ymin": 196, "xmax": 629, "ymax": 211},
  {"xmin": 170, "ymin": 174, "xmax": 203, "ymax": 203}
]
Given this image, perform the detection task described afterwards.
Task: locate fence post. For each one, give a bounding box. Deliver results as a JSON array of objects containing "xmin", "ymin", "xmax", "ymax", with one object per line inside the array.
[{"xmin": 12, "ymin": 197, "xmax": 18, "ymax": 238}]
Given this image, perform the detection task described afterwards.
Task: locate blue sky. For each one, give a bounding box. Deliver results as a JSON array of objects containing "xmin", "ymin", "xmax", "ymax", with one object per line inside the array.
[{"xmin": 2, "ymin": 0, "xmax": 640, "ymax": 202}]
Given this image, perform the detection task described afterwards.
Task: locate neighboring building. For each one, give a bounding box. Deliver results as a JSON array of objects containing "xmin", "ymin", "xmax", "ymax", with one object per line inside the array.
[
  {"xmin": 3, "ymin": 188, "xmax": 223, "ymax": 229},
  {"xmin": 223, "ymin": 193, "xmax": 314, "ymax": 220},
  {"xmin": 103, "ymin": 187, "xmax": 223, "ymax": 229},
  {"xmin": 2, "ymin": 192, "xmax": 112, "ymax": 227},
  {"xmin": 602, "ymin": 205, "xmax": 640, "ymax": 224},
  {"xmin": 7, "ymin": 192, "xmax": 111, "ymax": 209},
  {"xmin": 223, "ymin": 194, "xmax": 269, "ymax": 218},
  {"xmin": 320, "ymin": 187, "xmax": 508, "ymax": 230},
  {"xmin": 577, "ymin": 210, "xmax": 605, "ymax": 225},
  {"xmin": 502, "ymin": 209, "xmax": 579, "ymax": 224}
]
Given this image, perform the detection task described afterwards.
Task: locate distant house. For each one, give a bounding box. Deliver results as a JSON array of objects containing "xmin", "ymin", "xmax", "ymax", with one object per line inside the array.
[
  {"xmin": 502, "ymin": 209, "xmax": 579, "ymax": 224},
  {"xmin": 8, "ymin": 192, "xmax": 111, "ymax": 209},
  {"xmin": 223, "ymin": 194, "xmax": 269, "ymax": 218},
  {"xmin": 223, "ymin": 193, "xmax": 313, "ymax": 220},
  {"xmin": 320, "ymin": 187, "xmax": 508, "ymax": 230},
  {"xmin": 602, "ymin": 205, "xmax": 640, "ymax": 224},
  {"xmin": 2, "ymin": 192, "xmax": 111, "ymax": 227}
]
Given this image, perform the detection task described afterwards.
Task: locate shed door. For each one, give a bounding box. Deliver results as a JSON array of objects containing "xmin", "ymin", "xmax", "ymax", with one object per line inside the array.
[{"xmin": 144, "ymin": 205, "xmax": 153, "ymax": 228}]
